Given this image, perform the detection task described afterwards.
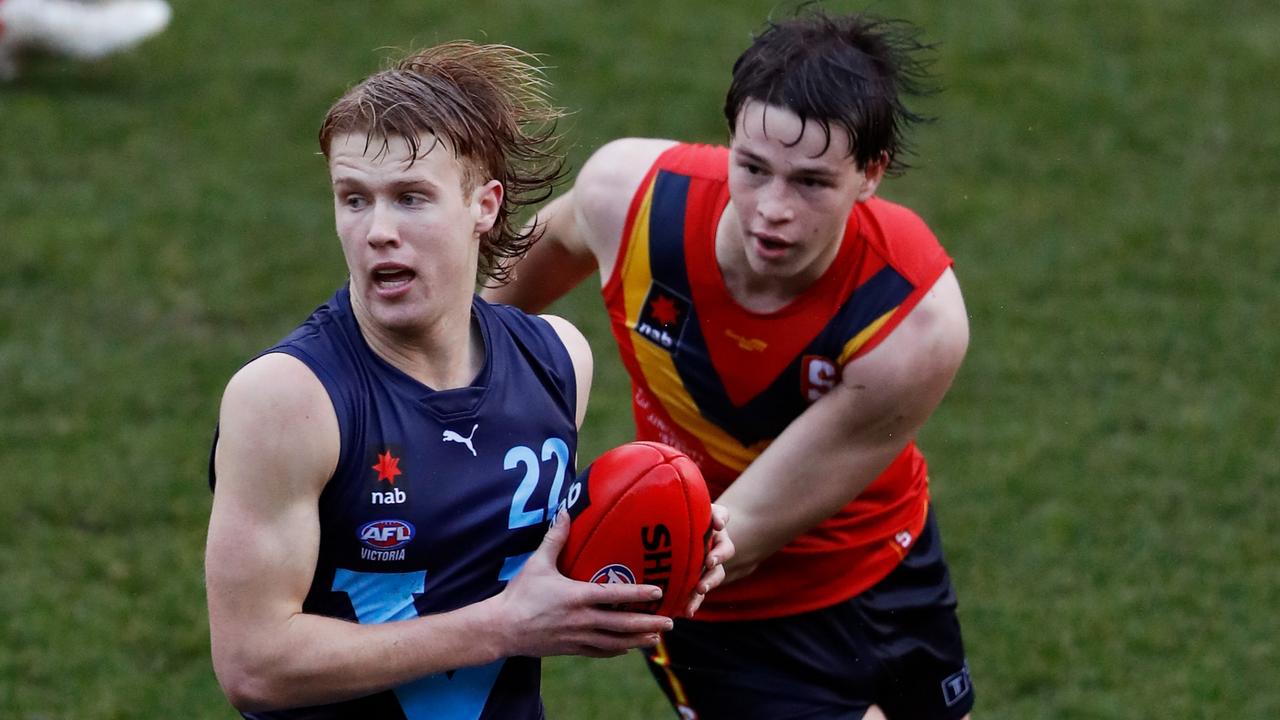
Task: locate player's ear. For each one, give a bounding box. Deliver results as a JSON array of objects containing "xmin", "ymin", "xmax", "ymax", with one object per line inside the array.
[
  {"xmin": 471, "ymin": 179, "xmax": 504, "ymax": 237},
  {"xmin": 855, "ymin": 152, "xmax": 888, "ymax": 202}
]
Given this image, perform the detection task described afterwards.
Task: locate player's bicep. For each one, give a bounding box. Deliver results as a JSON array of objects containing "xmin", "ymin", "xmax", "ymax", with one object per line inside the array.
[
  {"xmin": 485, "ymin": 188, "xmax": 602, "ymax": 311},
  {"xmin": 534, "ymin": 189, "xmax": 594, "ymax": 263},
  {"xmin": 206, "ymin": 355, "xmax": 339, "ymax": 669},
  {"xmin": 832, "ymin": 268, "xmax": 969, "ymax": 440}
]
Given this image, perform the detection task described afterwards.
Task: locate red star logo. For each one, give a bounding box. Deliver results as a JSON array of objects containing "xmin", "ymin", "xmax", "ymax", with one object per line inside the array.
[
  {"xmin": 649, "ymin": 295, "xmax": 679, "ymax": 326},
  {"xmin": 372, "ymin": 450, "xmax": 402, "ymax": 485}
]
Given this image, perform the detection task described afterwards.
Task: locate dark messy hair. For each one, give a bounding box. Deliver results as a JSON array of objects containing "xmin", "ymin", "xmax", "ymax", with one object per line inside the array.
[
  {"xmin": 724, "ymin": 9, "xmax": 937, "ymax": 174},
  {"xmin": 319, "ymin": 41, "xmax": 565, "ymax": 285}
]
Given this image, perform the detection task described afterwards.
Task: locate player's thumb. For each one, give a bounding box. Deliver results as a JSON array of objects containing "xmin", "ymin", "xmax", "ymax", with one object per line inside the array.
[{"xmin": 535, "ymin": 508, "xmax": 571, "ymax": 564}]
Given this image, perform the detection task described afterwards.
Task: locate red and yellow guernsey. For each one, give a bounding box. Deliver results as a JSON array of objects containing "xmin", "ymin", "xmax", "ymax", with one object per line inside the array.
[{"xmin": 603, "ymin": 143, "xmax": 953, "ymax": 620}]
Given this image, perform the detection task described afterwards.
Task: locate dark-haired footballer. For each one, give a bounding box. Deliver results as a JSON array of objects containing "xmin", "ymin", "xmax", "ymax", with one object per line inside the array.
[{"xmin": 486, "ymin": 11, "xmax": 973, "ymax": 720}]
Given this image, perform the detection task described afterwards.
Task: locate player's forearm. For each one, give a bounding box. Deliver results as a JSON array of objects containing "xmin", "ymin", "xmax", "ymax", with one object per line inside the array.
[
  {"xmin": 714, "ymin": 382, "xmax": 913, "ymax": 576},
  {"xmin": 718, "ymin": 436, "xmax": 905, "ymax": 576},
  {"xmin": 214, "ymin": 595, "xmax": 509, "ymax": 712},
  {"xmin": 484, "ymin": 234, "xmax": 596, "ymax": 311},
  {"xmin": 482, "ymin": 191, "xmax": 598, "ymax": 312}
]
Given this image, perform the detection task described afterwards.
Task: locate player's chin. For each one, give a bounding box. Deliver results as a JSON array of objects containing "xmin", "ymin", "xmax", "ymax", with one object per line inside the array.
[{"xmin": 364, "ymin": 296, "xmax": 428, "ymax": 332}]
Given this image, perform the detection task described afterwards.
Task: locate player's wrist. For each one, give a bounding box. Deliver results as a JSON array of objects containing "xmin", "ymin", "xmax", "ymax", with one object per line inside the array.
[
  {"xmin": 467, "ymin": 595, "xmax": 517, "ymax": 662},
  {"xmin": 721, "ymin": 538, "xmax": 768, "ymax": 580}
]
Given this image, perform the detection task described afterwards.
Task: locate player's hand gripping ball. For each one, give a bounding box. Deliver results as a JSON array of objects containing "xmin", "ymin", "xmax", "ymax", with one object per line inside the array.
[{"xmin": 556, "ymin": 441, "xmax": 712, "ymax": 617}]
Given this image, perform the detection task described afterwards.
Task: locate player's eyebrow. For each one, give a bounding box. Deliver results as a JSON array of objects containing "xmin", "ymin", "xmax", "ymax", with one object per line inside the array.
[
  {"xmin": 792, "ymin": 164, "xmax": 838, "ymax": 177},
  {"xmin": 387, "ymin": 178, "xmax": 439, "ymax": 192},
  {"xmin": 735, "ymin": 149, "xmax": 770, "ymax": 165},
  {"xmin": 329, "ymin": 176, "xmax": 441, "ymax": 193},
  {"xmin": 737, "ymin": 149, "xmax": 839, "ymax": 180},
  {"xmin": 792, "ymin": 169, "xmax": 839, "ymax": 185},
  {"xmin": 330, "ymin": 175, "xmax": 364, "ymax": 189}
]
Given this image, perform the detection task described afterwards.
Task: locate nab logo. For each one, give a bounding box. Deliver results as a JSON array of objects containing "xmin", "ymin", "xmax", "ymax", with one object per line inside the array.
[
  {"xmin": 359, "ymin": 520, "xmax": 415, "ymax": 550},
  {"xmin": 940, "ymin": 664, "xmax": 972, "ymax": 707},
  {"xmin": 635, "ymin": 282, "xmax": 690, "ymax": 352},
  {"xmin": 370, "ymin": 449, "xmax": 407, "ymax": 504},
  {"xmin": 800, "ymin": 355, "xmax": 839, "ymax": 402},
  {"xmin": 590, "ymin": 564, "xmax": 636, "ymax": 585},
  {"xmin": 371, "ymin": 487, "xmax": 406, "ymax": 505}
]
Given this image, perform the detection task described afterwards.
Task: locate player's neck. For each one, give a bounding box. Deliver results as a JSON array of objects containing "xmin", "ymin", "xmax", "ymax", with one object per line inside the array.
[
  {"xmin": 714, "ymin": 204, "xmax": 840, "ymax": 314},
  {"xmin": 353, "ymin": 295, "xmax": 485, "ymax": 390}
]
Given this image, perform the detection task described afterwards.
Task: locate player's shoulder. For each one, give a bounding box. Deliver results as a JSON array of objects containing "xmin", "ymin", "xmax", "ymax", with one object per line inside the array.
[
  {"xmin": 216, "ymin": 352, "xmax": 340, "ymax": 492},
  {"xmin": 580, "ymin": 138, "xmax": 680, "ymax": 181},
  {"xmin": 859, "ymin": 196, "xmax": 950, "ymax": 281},
  {"xmin": 574, "ymin": 139, "xmax": 728, "ymax": 233},
  {"xmin": 482, "ymin": 298, "xmax": 562, "ymax": 348},
  {"xmin": 575, "ymin": 138, "xmax": 679, "ymax": 210},
  {"xmin": 482, "ymin": 302, "xmax": 588, "ymax": 383},
  {"xmin": 537, "ymin": 314, "xmax": 591, "ymax": 366},
  {"xmin": 221, "ymin": 352, "xmax": 332, "ymax": 430},
  {"xmin": 477, "ymin": 303, "xmax": 591, "ymax": 428},
  {"xmin": 538, "ymin": 314, "xmax": 593, "ymax": 426},
  {"xmin": 861, "ymin": 196, "xmax": 937, "ymax": 240}
]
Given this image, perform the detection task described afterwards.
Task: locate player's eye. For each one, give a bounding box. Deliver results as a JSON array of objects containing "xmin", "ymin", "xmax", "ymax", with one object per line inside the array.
[
  {"xmin": 400, "ymin": 193, "xmax": 428, "ymax": 207},
  {"xmin": 342, "ymin": 194, "xmax": 368, "ymax": 209}
]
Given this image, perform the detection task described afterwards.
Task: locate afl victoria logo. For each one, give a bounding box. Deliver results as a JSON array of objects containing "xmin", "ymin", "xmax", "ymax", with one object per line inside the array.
[
  {"xmin": 590, "ymin": 564, "xmax": 636, "ymax": 585},
  {"xmin": 358, "ymin": 519, "xmax": 415, "ymax": 550}
]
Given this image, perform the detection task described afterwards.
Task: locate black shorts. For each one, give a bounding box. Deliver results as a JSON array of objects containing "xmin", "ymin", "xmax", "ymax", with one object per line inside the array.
[{"xmin": 643, "ymin": 508, "xmax": 973, "ymax": 720}]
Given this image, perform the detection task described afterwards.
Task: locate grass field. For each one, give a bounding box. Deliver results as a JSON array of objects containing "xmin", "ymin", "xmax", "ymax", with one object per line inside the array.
[{"xmin": 2, "ymin": 0, "xmax": 1278, "ymax": 717}]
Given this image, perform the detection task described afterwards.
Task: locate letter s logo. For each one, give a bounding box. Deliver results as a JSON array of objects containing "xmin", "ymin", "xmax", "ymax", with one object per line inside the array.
[{"xmin": 801, "ymin": 355, "xmax": 839, "ymax": 402}]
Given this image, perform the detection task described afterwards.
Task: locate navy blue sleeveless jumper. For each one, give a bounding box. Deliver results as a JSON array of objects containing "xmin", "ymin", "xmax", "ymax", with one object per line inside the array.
[{"xmin": 211, "ymin": 285, "xmax": 579, "ymax": 719}]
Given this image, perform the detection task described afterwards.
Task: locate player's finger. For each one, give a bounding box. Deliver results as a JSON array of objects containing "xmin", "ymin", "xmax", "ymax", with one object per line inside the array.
[
  {"xmin": 581, "ymin": 579, "xmax": 664, "ymax": 607},
  {"xmin": 534, "ymin": 508, "xmax": 571, "ymax": 562},
  {"xmin": 583, "ymin": 607, "xmax": 672, "ymax": 634},
  {"xmin": 572, "ymin": 644, "xmax": 633, "ymax": 659},
  {"xmin": 706, "ymin": 528, "xmax": 734, "ymax": 568},
  {"xmin": 710, "ymin": 502, "xmax": 730, "ymax": 531},
  {"xmin": 685, "ymin": 591, "xmax": 704, "ymax": 617},
  {"xmin": 580, "ymin": 632, "xmax": 663, "ymax": 654},
  {"xmin": 697, "ymin": 563, "xmax": 725, "ymax": 594}
]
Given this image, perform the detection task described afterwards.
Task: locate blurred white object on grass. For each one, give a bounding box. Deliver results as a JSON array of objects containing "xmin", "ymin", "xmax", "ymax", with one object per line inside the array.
[{"xmin": 0, "ymin": 0, "xmax": 172, "ymax": 80}]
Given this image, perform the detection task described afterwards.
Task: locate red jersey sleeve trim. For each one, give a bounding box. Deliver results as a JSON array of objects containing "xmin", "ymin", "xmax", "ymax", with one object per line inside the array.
[
  {"xmin": 845, "ymin": 199, "xmax": 953, "ymax": 362},
  {"xmin": 846, "ymin": 258, "xmax": 952, "ymax": 362}
]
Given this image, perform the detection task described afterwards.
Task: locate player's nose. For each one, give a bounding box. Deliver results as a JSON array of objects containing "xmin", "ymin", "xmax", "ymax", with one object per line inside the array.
[
  {"xmin": 366, "ymin": 202, "xmax": 400, "ymax": 248},
  {"xmin": 756, "ymin": 183, "xmax": 794, "ymax": 223}
]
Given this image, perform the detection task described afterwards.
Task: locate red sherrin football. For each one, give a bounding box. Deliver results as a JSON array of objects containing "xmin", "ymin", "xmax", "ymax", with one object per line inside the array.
[{"xmin": 557, "ymin": 441, "xmax": 712, "ymax": 617}]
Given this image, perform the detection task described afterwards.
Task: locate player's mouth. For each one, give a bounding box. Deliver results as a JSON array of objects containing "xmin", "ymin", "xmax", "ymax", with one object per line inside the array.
[
  {"xmin": 370, "ymin": 263, "xmax": 416, "ymax": 297},
  {"xmin": 750, "ymin": 231, "xmax": 795, "ymax": 261}
]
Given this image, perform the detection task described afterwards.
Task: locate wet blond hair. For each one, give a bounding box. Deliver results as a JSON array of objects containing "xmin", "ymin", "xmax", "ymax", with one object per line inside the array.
[{"xmin": 319, "ymin": 41, "xmax": 565, "ymax": 285}]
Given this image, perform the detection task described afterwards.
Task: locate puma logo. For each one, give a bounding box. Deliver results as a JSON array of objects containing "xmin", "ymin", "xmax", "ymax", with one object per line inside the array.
[{"xmin": 442, "ymin": 424, "xmax": 478, "ymax": 456}]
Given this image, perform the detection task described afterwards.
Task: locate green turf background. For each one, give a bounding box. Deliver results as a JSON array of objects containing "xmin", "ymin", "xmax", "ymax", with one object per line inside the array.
[{"xmin": 2, "ymin": 1, "xmax": 1277, "ymax": 717}]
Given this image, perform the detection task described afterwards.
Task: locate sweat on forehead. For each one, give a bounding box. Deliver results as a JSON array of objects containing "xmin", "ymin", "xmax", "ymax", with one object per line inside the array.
[
  {"xmin": 328, "ymin": 131, "xmax": 483, "ymax": 192},
  {"xmin": 733, "ymin": 101, "xmax": 855, "ymax": 161},
  {"xmin": 329, "ymin": 128, "xmax": 457, "ymax": 164}
]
